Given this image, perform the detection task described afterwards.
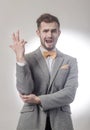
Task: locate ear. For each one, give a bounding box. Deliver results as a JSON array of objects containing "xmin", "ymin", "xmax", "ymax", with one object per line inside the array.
[{"xmin": 36, "ymin": 29, "xmax": 40, "ymax": 37}]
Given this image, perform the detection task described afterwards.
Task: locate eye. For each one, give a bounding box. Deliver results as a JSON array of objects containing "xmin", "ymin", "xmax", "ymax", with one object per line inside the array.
[
  {"xmin": 43, "ymin": 29, "xmax": 49, "ymax": 33},
  {"xmin": 51, "ymin": 29, "xmax": 57, "ymax": 33}
]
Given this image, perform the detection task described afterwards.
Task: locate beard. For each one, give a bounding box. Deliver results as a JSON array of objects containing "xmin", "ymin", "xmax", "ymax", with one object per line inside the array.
[{"xmin": 41, "ymin": 41, "xmax": 56, "ymax": 51}]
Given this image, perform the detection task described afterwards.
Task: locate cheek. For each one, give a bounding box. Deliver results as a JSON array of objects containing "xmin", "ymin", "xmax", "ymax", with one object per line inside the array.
[
  {"xmin": 40, "ymin": 35, "xmax": 45, "ymax": 41},
  {"xmin": 54, "ymin": 35, "xmax": 59, "ymax": 40}
]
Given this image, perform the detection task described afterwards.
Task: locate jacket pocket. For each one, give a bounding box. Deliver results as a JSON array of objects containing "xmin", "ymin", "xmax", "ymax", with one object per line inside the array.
[
  {"xmin": 21, "ymin": 104, "xmax": 34, "ymax": 113},
  {"xmin": 61, "ymin": 105, "xmax": 71, "ymax": 114}
]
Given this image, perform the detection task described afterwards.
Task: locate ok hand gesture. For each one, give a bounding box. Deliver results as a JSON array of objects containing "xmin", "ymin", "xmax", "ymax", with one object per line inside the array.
[{"xmin": 10, "ymin": 30, "xmax": 27, "ymax": 63}]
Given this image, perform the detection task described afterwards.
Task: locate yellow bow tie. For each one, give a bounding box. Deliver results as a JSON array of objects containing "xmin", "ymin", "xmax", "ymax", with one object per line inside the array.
[{"xmin": 43, "ymin": 51, "xmax": 57, "ymax": 59}]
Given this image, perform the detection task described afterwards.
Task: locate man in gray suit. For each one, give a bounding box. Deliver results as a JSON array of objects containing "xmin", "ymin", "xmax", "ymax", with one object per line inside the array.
[{"xmin": 10, "ymin": 13, "xmax": 78, "ymax": 130}]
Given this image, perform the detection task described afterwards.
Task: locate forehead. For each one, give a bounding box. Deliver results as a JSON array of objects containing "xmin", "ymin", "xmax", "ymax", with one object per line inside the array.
[{"xmin": 39, "ymin": 22, "xmax": 59, "ymax": 30}]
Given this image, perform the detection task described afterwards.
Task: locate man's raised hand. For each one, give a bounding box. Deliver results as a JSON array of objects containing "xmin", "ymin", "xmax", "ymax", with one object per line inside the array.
[{"xmin": 10, "ymin": 30, "xmax": 27, "ymax": 63}]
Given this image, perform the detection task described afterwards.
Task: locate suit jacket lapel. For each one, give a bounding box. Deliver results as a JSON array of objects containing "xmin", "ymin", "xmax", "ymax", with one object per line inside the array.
[
  {"xmin": 34, "ymin": 48, "xmax": 50, "ymax": 80},
  {"xmin": 47, "ymin": 50, "xmax": 64, "ymax": 92}
]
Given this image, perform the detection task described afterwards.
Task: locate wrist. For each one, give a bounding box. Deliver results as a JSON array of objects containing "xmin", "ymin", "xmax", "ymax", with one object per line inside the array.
[
  {"xmin": 16, "ymin": 56, "xmax": 26, "ymax": 63},
  {"xmin": 36, "ymin": 97, "xmax": 41, "ymax": 104}
]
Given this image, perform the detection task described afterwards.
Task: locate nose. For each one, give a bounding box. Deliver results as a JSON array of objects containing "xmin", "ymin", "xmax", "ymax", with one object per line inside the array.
[{"xmin": 47, "ymin": 31, "xmax": 52, "ymax": 37}]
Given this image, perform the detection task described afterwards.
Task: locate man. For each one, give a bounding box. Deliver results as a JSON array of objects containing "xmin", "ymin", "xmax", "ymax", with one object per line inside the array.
[{"xmin": 10, "ymin": 13, "xmax": 78, "ymax": 130}]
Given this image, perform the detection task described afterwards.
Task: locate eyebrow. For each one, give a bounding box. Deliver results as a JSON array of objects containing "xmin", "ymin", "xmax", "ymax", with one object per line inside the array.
[{"xmin": 43, "ymin": 28, "xmax": 57, "ymax": 32}]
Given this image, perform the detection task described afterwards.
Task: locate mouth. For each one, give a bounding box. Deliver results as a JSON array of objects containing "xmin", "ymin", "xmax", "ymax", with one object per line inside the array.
[{"xmin": 45, "ymin": 39, "xmax": 53, "ymax": 44}]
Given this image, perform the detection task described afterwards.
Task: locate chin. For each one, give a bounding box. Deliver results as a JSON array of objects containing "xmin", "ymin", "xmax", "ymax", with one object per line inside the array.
[
  {"xmin": 46, "ymin": 46, "xmax": 55, "ymax": 51},
  {"xmin": 42, "ymin": 43, "xmax": 55, "ymax": 50}
]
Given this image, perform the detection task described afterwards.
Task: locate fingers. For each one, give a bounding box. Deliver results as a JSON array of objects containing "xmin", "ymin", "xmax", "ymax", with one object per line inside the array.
[
  {"xmin": 9, "ymin": 45, "xmax": 15, "ymax": 50},
  {"xmin": 20, "ymin": 94, "xmax": 31, "ymax": 103},
  {"xmin": 20, "ymin": 39, "xmax": 27, "ymax": 46},
  {"xmin": 12, "ymin": 30, "xmax": 27, "ymax": 44},
  {"xmin": 20, "ymin": 94, "xmax": 34, "ymax": 99},
  {"xmin": 12, "ymin": 32, "xmax": 16, "ymax": 42},
  {"xmin": 16, "ymin": 30, "xmax": 20, "ymax": 41},
  {"xmin": 19, "ymin": 94, "xmax": 37, "ymax": 103},
  {"xmin": 12, "ymin": 30, "xmax": 20, "ymax": 42},
  {"xmin": 20, "ymin": 94, "xmax": 28, "ymax": 99},
  {"xmin": 20, "ymin": 94, "xmax": 30, "ymax": 101}
]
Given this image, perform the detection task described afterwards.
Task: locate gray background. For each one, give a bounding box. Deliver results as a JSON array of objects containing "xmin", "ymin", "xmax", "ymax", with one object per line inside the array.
[{"xmin": 0, "ymin": 0, "xmax": 90, "ymax": 130}]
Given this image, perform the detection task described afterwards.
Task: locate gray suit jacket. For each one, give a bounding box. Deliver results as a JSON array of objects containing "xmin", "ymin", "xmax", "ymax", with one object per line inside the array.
[{"xmin": 16, "ymin": 48, "xmax": 78, "ymax": 130}]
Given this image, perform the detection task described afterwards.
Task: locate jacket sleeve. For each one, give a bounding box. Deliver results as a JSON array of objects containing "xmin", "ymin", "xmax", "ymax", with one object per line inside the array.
[
  {"xmin": 39, "ymin": 58, "xmax": 78, "ymax": 111},
  {"xmin": 16, "ymin": 63, "xmax": 34, "ymax": 95}
]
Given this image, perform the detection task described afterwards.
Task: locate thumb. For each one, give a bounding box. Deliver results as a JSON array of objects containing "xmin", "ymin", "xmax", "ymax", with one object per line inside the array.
[{"xmin": 9, "ymin": 45, "xmax": 15, "ymax": 51}]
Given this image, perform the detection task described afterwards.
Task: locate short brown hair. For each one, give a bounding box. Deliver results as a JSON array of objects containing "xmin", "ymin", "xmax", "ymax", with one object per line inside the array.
[{"xmin": 36, "ymin": 13, "xmax": 60, "ymax": 28}]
